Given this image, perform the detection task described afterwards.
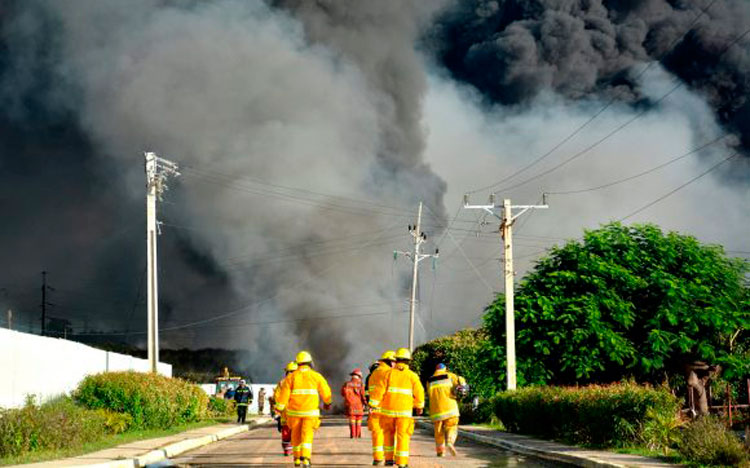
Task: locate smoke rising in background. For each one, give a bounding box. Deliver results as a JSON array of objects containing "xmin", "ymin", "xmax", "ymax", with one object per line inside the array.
[{"xmin": 0, "ymin": 0, "xmax": 748, "ymax": 383}]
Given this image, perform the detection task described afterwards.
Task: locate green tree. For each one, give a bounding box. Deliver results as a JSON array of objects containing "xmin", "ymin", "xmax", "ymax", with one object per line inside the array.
[
  {"xmin": 412, "ymin": 328, "xmax": 502, "ymax": 397},
  {"xmin": 484, "ymin": 222, "xmax": 749, "ymax": 386}
]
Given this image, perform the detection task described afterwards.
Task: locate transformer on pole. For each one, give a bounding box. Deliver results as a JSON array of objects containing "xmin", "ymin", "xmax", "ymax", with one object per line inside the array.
[{"xmin": 144, "ymin": 152, "xmax": 179, "ymax": 373}]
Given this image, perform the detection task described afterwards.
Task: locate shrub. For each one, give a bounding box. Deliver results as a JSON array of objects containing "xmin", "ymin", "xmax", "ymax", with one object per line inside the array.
[
  {"xmin": 74, "ymin": 371, "xmax": 209, "ymax": 430},
  {"xmin": 493, "ymin": 383, "xmax": 680, "ymax": 447},
  {"xmin": 0, "ymin": 396, "xmax": 111, "ymax": 458},
  {"xmin": 208, "ymin": 396, "xmax": 235, "ymax": 417},
  {"xmin": 678, "ymin": 415, "xmax": 749, "ymax": 466},
  {"xmin": 413, "ymin": 328, "xmax": 503, "ymax": 398},
  {"xmin": 457, "ymin": 399, "xmax": 495, "ymax": 425}
]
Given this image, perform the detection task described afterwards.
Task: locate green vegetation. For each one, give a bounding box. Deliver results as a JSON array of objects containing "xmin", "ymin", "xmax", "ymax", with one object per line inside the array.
[
  {"xmin": 413, "ymin": 222, "xmax": 750, "ymax": 465},
  {"xmin": 74, "ymin": 371, "xmax": 208, "ymax": 429},
  {"xmin": 491, "ymin": 383, "xmax": 680, "ymax": 447},
  {"xmin": 207, "ymin": 396, "xmax": 236, "ymax": 417},
  {"xmin": 485, "ymin": 222, "xmax": 749, "ymax": 385},
  {"xmin": 1, "ymin": 371, "xmax": 223, "ymax": 464},
  {"xmin": 677, "ymin": 416, "xmax": 749, "ymax": 466}
]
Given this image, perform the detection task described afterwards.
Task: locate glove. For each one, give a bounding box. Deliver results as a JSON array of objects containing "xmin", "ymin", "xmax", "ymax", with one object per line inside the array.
[
  {"xmin": 323, "ymin": 403, "xmax": 332, "ymax": 411},
  {"xmin": 415, "ymin": 408, "xmax": 423, "ymax": 416}
]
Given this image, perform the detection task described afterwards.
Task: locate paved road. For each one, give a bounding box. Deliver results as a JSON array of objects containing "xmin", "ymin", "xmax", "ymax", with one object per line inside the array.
[{"xmin": 170, "ymin": 417, "xmax": 549, "ymax": 467}]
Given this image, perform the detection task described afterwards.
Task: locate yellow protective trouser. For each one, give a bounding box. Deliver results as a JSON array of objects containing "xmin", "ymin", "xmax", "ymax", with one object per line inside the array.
[
  {"xmin": 368, "ymin": 413, "xmax": 385, "ymax": 461},
  {"xmin": 287, "ymin": 416, "xmax": 320, "ymax": 461},
  {"xmin": 381, "ymin": 416, "xmax": 414, "ymax": 466},
  {"xmin": 433, "ymin": 416, "xmax": 459, "ymax": 454}
]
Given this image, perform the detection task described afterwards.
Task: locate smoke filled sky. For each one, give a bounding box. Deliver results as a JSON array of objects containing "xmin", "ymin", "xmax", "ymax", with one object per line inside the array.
[{"xmin": 0, "ymin": 0, "xmax": 748, "ymax": 382}]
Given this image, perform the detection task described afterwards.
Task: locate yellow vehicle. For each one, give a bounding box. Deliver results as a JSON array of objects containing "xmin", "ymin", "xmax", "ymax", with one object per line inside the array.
[{"xmin": 215, "ymin": 367, "xmax": 244, "ymax": 398}]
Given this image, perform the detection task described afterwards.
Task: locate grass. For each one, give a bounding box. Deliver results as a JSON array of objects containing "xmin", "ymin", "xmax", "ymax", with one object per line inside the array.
[
  {"xmin": 612, "ymin": 446, "xmax": 685, "ymax": 465},
  {"xmin": 0, "ymin": 417, "xmax": 237, "ymax": 466}
]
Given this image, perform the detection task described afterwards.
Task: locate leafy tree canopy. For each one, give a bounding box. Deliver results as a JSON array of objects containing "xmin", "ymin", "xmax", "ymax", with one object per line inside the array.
[{"xmin": 485, "ymin": 222, "xmax": 749, "ymax": 385}]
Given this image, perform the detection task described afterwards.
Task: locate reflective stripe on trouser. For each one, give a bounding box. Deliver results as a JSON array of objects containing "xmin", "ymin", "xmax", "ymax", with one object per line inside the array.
[
  {"xmin": 433, "ymin": 416, "xmax": 459, "ymax": 454},
  {"xmin": 380, "ymin": 416, "xmax": 414, "ymax": 466},
  {"xmin": 368, "ymin": 413, "xmax": 386, "ymax": 461},
  {"xmin": 348, "ymin": 414, "xmax": 363, "ymax": 438},
  {"xmin": 281, "ymin": 425, "xmax": 293, "ymax": 455},
  {"xmin": 287, "ymin": 416, "xmax": 319, "ymax": 461}
]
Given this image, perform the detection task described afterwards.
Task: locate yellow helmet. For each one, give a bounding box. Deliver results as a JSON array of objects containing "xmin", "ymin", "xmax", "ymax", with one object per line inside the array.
[
  {"xmin": 285, "ymin": 361, "xmax": 298, "ymax": 372},
  {"xmin": 395, "ymin": 348, "xmax": 412, "ymax": 361},
  {"xmin": 296, "ymin": 351, "xmax": 313, "ymax": 365},
  {"xmin": 380, "ymin": 350, "xmax": 396, "ymax": 361}
]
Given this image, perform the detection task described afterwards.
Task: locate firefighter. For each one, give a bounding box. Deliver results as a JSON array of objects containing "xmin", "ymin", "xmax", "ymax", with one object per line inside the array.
[
  {"xmin": 341, "ymin": 368, "xmax": 367, "ymax": 438},
  {"xmin": 427, "ymin": 363, "xmax": 467, "ymax": 457},
  {"xmin": 275, "ymin": 351, "xmax": 332, "ymax": 468},
  {"xmin": 272, "ymin": 361, "xmax": 298, "ymax": 457},
  {"xmin": 369, "ymin": 348, "xmax": 424, "ymax": 468},
  {"xmin": 367, "ymin": 350, "xmax": 395, "ymax": 465},
  {"xmin": 364, "ymin": 361, "xmax": 380, "ymax": 403},
  {"xmin": 234, "ymin": 380, "xmax": 253, "ymax": 424}
]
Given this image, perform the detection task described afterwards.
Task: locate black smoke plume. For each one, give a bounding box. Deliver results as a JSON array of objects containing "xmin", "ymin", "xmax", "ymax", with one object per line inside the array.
[{"xmin": 429, "ymin": 0, "xmax": 750, "ymax": 158}]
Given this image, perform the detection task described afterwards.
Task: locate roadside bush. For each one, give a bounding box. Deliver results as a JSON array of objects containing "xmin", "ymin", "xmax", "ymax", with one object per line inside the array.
[
  {"xmin": 677, "ymin": 415, "xmax": 749, "ymax": 466},
  {"xmin": 494, "ymin": 383, "xmax": 680, "ymax": 447},
  {"xmin": 0, "ymin": 396, "xmax": 112, "ymax": 458},
  {"xmin": 458, "ymin": 399, "xmax": 495, "ymax": 425},
  {"xmin": 74, "ymin": 371, "xmax": 209, "ymax": 429},
  {"xmin": 208, "ymin": 396, "xmax": 235, "ymax": 417}
]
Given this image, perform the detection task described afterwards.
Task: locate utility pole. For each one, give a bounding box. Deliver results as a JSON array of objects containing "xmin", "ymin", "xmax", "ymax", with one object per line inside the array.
[
  {"xmin": 144, "ymin": 152, "xmax": 179, "ymax": 373},
  {"xmin": 40, "ymin": 271, "xmax": 54, "ymax": 336},
  {"xmin": 394, "ymin": 202, "xmax": 439, "ymax": 351},
  {"xmin": 7, "ymin": 309, "xmax": 11, "ymax": 330},
  {"xmin": 463, "ymin": 194, "xmax": 548, "ymax": 390}
]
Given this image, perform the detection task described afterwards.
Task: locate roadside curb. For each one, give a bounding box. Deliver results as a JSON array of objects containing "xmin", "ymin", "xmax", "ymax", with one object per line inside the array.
[
  {"xmin": 71, "ymin": 418, "xmax": 274, "ymax": 468},
  {"xmin": 414, "ymin": 421, "xmax": 670, "ymax": 468}
]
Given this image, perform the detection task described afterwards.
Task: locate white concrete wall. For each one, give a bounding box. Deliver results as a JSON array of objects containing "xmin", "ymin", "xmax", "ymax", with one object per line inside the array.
[
  {"xmin": 0, "ymin": 328, "xmax": 172, "ymax": 408},
  {"xmin": 249, "ymin": 384, "xmax": 275, "ymax": 414}
]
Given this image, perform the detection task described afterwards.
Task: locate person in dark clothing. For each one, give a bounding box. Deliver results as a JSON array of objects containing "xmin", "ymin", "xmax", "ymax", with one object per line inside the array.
[{"xmin": 234, "ymin": 380, "xmax": 253, "ymax": 424}]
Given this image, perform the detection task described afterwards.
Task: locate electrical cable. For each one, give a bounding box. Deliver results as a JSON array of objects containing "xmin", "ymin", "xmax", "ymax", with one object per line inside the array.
[
  {"xmin": 619, "ymin": 152, "xmax": 738, "ymax": 221},
  {"xmin": 467, "ymin": 0, "xmax": 720, "ymax": 195}
]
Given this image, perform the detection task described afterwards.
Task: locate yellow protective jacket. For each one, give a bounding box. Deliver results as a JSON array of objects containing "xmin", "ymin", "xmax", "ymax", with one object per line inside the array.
[
  {"xmin": 272, "ymin": 378, "xmax": 286, "ymax": 423},
  {"xmin": 275, "ymin": 365, "xmax": 332, "ymax": 418},
  {"xmin": 367, "ymin": 362, "xmax": 392, "ymax": 412},
  {"xmin": 428, "ymin": 369, "xmax": 465, "ymax": 421},
  {"xmin": 370, "ymin": 362, "xmax": 425, "ymax": 418}
]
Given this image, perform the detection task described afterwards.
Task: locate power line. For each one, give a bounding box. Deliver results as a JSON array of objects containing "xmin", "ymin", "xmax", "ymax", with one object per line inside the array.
[
  {"xmin": 619, "ymin": 152, "xmax": 738, "ymax": 221},
  {"xmin": 466, "ymin": 0, "xmax": 720, "ymax": 195},
  {"xmin": 546, "ymin": 133, "xmax": 729, "ymax": 195}
]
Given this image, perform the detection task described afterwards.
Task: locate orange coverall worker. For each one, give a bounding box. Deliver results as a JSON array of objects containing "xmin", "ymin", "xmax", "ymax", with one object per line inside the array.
[
  {"xmin": 275, "ymin": 365, "xmax": 332, "ymax": 465},
  {"xmin": 367, "ymin": 361, "xmax": 393, "ymax": 462},
  {"xmin": 341, "ymin": 373, "xmax": 367, "ymax": 438},
  {"xmin": 427, "ymin": 368, "xmax": 465, "ymax": 456},
  {"xmin": 370, "ymin": 362, "xmax": 425, "ymax": 466}
]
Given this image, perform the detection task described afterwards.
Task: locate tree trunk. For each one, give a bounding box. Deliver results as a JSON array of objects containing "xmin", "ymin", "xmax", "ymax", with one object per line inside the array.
[{"xmin": 687, "ymin": 370, "xmax": 709, "ymax": 416}]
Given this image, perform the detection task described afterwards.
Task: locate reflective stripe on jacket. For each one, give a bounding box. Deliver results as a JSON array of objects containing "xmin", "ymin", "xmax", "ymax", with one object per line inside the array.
[
  {"xmin": 367, "ymin": 362, "xmax": 391, "ymax": 411},
  {"xmin": 341, "ymin": 377, "xmax": 367, "ymax": 416},
  {"xmin": 275, "ymin": 365, "xmax": 332, "ymax": 418},
  {"xmin": 370, "ymin": 362, "xmax": 424, "ymax": 418},
  {"xmin": 234, "ymin": 386, "xmax": 253, "ymax": 406},
  {"xmin": 428, "ymin": 370, "xmax": 464, "ymax": 421}
]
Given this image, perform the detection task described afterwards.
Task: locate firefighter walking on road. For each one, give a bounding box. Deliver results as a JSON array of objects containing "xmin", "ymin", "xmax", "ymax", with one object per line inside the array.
[
  {"xmin": 271, "ymin": 361, "xmax": 298, "ymax": 457},
  {"xmin": 341, "ymin": 368, "xmax": 367, "ymax": 438},
  {"xmin": 370, "ymin": 348, "xmax": 425, "ymax": 468},
  {"xmin": 234, "ymin": 380, "xmax": 253, "ymax": 424},
  {"xmin": 428, "ymin": 363, "xmax": 467, "ymax": 457},
  {"xmin": 367, "ymin": 350, "xmax": 395, "ymax": 465},
  {"xmin": 275, "ymin": 351, "xmax": 332, "ymax": 468}
]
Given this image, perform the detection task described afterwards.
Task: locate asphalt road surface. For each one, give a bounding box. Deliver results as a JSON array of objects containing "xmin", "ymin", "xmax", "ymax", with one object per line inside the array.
[{"xmin": 168, "ymin": 417, "xmax": 551, "ymax": 467}]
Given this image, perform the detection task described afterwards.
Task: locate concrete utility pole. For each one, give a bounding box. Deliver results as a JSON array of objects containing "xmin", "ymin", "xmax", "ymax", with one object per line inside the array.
[
  {"xmin": 7, "ymin": 309, "xmax": 11, "ymax": 330},
  {"xmin": 394, "ymin": 202, "xmax": 439, "ymax": 351},
  {"xmin": 463, "ymin": 194, "xmax": 548, "ymax": 390},
  {"xmin": 144, "ymin": 152, "xmax": 180, "ymax": 373}
]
